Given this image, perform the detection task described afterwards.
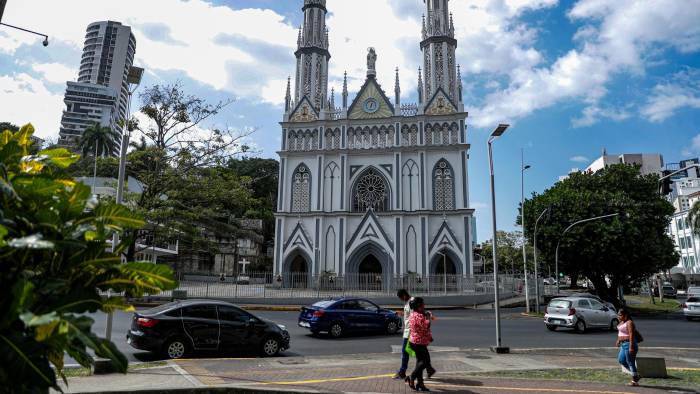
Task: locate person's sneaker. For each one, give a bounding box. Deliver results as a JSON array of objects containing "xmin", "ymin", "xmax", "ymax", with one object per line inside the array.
[
  {"xmin": 393, "ymin": 372, "xmax": 406, "ymax": 379},
  {"xmin": 427, "ymin": 369, "xmax": 436, "ymax": 379}
]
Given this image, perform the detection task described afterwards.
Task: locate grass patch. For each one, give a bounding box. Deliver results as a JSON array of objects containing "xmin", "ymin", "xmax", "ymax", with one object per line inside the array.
[
  {"xmin": 62, "ymin": 361, "xmax": 168, "ymax": 378},
  {"xmin": 625, "ymin": 295, "xmax": 681, "ymax": 314},
  {"xmin": 467, "ymin": 368, "xmax": 700, "ymax": 390}
]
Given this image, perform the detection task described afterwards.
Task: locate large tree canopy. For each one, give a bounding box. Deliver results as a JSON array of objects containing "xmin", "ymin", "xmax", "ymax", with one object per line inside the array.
[{"xmin": 522, "ymin": 164, "xmax": 678, "ymax": 304}]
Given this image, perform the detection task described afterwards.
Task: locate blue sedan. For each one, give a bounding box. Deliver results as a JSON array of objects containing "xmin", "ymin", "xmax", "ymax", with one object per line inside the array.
[{"xmin": 298, "ymin": 298, "xmax": 402, "ymax": 338}]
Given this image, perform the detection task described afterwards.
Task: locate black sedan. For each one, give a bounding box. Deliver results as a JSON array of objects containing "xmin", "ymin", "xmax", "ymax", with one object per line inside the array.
[
  {"xmin": 298, "ymin": 298, "xmax": 402, "ymax": 338},
  {"xmin": 127, "ymin": 299, "xmax": 290, "ymax": 359}
]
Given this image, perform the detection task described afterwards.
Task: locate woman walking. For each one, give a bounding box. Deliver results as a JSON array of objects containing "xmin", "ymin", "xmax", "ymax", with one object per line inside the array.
[
  {"xmin": 406, "ymin": 297, "xmax": 435, "ymax": 391},
  {"xmin": 616, "ymin": 308, "xmax": 641, "ymax": 386}
]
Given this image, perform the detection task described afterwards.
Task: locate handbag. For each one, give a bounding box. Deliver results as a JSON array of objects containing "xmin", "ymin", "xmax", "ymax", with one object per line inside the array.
[
  {"xmin": 405, "ymin": 339, "xmax": 416, "ymax": 358},
  {"xmin": 634, "ymin": 328, "xmax": 644, "ymax": 343}
]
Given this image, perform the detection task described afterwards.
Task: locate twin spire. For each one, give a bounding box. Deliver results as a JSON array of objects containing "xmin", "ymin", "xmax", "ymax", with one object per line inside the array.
[{"xmin": 285, "ymin": 0, "xmax": 463, "ymax": 118}]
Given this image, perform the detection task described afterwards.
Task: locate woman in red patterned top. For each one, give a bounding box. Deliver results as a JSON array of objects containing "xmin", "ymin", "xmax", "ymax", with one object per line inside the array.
[{"xmin": 406, "ymin": 297, "xmax": 435, "ymax": 391}]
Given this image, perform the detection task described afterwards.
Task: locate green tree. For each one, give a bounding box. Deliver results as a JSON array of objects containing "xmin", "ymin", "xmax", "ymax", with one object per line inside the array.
[
  {"xmin": 480, "ymin": 231, "xmax": 534, "ymax": 274},
  {"xmin": 78, "ymin": 122, "xmax": 121, "ymax": 158},
  {"xmin": 0, "ymin": 122, "xmax": 20, "ymax": 132},
  {"xmin": 0, "ymin": 124, "xmax": 177, "ymax": 393},
  {"xmin": 523, "ymin": 164, "xmax": 678, "ymax": 304}
]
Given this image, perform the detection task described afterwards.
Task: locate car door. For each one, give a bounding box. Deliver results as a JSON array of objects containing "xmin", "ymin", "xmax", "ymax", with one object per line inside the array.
[
  {"xmin": 587, "ymin": 299, "xmax": 606, "ymax": 326},
  {"xmin": 338, "ymin": 300, "xmax": 361, "ymax": 330},
  {"xmin": 575, "ymin": 299, "xmax": 595, "ymax": 325},
  {"xmin": 357, "ymin": 300, "xmax": 383, "ymax": 330},
  {"xmin": 218, "ymin": 305, "xmax": 253, "ymax": 351},
  {"xmin": 182, "ymin": 305, "xmax": 220, "ymax": 350}
]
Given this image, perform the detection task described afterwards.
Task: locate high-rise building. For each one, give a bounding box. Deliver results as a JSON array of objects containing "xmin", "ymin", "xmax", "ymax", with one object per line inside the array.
[
  {"xmin": 666, "ymin": 158, "xmax": 700, "ymax": 282},
  {"xmin": 58, "ymin": 82, "xmax": 119, "ymax": 146},
  {"xmin": 59, "ymin": 21, "xmax": 136, "ymax": 148}
]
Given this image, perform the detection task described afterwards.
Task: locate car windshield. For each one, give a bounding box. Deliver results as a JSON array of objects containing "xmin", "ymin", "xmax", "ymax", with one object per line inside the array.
[
  {"xmin": 312, "ymin": 300, "xmax": 335, "ymax": 309},
  {"xmin": 548, "ymin": 300, "xmax": 571, "ymax": 308}
]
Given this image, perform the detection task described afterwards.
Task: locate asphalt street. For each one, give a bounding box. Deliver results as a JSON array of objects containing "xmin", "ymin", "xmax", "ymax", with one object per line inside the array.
[{"xmin": 77, "ymin": 307, "xmax": 699, "ymax": 364}]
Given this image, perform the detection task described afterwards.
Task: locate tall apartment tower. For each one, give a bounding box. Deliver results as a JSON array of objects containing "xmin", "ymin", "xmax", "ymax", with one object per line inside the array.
[{"xmin": 59, "ymin": 21, "xmax": 136, "ymax": 148}]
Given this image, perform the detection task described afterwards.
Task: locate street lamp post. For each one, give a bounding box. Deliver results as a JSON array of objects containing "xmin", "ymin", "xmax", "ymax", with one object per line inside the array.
[
  {"xmin": 0, "ymin": 8, "xmax": 49, "ymax": 46},
  {"xmin": 533, "ymin": 207, "xmax": 550, "ymax": 314},
  {"xmin": 554, "ymin": 213, "xmax": 620, "ymax": 295},
  {"xmin": 106, "ymin": 66, "xmax": 143, "ymax": 342},
  {"xmin": 521, "ymin": 149, "xmax": 531, "ymax": 313},
  {"xmin": 488, "ymin": 124, "xmax": 509, "ymax": 354}
]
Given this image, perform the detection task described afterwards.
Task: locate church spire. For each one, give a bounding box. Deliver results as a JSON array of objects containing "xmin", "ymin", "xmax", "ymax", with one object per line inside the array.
[
  {"xmin": 292, "ymin": 0, "xmax": 331, "ymax": 112},
  {"xmin": 342, "ymin": 71, "xmax": 348, "ymax": 109},
  {"xmin": 457, "ymin": 64, "xmax": 463, "ymax": 103},
  {"xmin": 394, "ymin": 67, "xmax": 401, "ymax": 107},
  {"xmin": 417, "ymin": 67, "xmax": 424, "ymax": 104},
  {"xmin": 285, "ymin": 76, "xmax": 292, "ymax": 112},
  {"xmin": 421, "ymin": 0, "xmax": 460, "ymax": 109}
]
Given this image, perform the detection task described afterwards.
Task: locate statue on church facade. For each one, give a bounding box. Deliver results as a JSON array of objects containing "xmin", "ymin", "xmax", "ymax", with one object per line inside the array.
[{"xmin": 367, "ymin": 47, "xmax": 377, "ymax": 77}]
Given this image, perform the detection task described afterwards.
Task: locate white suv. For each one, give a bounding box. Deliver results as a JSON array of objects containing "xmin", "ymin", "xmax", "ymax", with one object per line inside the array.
[{"xmin": 544, "ymin": 297, "xmax": 619, "ymax": 333}]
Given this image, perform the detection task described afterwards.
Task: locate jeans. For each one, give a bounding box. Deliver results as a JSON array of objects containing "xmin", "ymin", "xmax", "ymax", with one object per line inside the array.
[
  {"xmin": 398, "ymin": 338, "xmax": 410, "ymax": 374},
  {"xmin": 410, "ymin": 343, "xmax": 434, "ymax": 386},
  {"xmin": 618, "ymin": 341, "xmax": 639, "ymax": 380}
]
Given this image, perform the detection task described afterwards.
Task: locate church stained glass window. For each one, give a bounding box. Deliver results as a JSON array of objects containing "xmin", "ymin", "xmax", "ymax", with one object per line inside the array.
[
  {"xmin": 292, "ymin": 164, "xmax": 311, "ymax": 212},
  {"xmin": 353, "ymin": 168, "xmax": 390, "ymax": 212},
  {"xmin": 433, "ymin": 159, "xmax": 455, "ymax": 210}
]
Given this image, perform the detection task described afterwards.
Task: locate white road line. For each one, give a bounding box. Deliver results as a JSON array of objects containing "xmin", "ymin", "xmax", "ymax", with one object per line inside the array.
[{"xmin": 167, "ymin": 360, "xmax": 205, "ymax": 387}]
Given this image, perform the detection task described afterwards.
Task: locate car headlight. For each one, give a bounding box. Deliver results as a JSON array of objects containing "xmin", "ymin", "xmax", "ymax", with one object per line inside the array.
[{"xmin": 277, "ymin": 324, "xmax": 287, "ymax": 331}]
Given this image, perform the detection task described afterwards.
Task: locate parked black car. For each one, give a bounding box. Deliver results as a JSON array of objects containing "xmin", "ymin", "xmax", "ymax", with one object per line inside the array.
[{"xmin": 127, "ymin": 300, "xmax": 290, "ymax": 359}]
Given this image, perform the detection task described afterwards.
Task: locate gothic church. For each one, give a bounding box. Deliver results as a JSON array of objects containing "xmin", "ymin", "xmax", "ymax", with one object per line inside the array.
[{"xmin": 274, "ymin": 0, "xmax": 475, "ymax": 283}]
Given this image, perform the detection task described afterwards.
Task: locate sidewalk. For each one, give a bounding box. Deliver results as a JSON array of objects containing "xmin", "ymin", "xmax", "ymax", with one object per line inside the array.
[{"xmin": 56, "ymin": 347, "xmax": 700, "ymax": 394}]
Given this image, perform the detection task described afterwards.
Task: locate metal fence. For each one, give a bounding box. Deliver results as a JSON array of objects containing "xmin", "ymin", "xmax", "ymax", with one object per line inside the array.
[{"xmin": 139, "ymin": 272, "xmax": 543, "ymax": 300}]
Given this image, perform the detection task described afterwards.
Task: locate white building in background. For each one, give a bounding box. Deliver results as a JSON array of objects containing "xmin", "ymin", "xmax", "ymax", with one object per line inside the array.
[
  {"xmin": 59, "ymin": 21, "xmax": 136, "ymax": 147},
  {"xmin": 274, "ymin": 0, "xmax": 475, "ymax": 284},
  {"xmin": 585, "ymin": 152, "xmax": 664, "ymax": 176},
  {"xmin": 666, "ymin": 159, "xmax": 700, "ymax": 282}
]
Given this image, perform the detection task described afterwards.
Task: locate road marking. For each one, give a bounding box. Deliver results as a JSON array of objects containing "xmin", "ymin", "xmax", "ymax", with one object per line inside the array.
[
  {"xmin": 430, "ymin": 383, "xmax": 634, "ymax": 394},
  {"xmin": 168, "ymin": 360, "xmax": 206, "ymax": 387},
  {"xmin": 262, "ymin": 373, "xmax": 394, "ymax": 385},
  {"xmin": 669, "ymin": 367, "xmax": 700, "ymax": 371}
]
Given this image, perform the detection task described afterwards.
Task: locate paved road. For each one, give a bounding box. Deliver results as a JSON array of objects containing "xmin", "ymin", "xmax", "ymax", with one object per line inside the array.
[{"xmin": 78, "ymin": 308, "xmax": 698, "ymax": 364}]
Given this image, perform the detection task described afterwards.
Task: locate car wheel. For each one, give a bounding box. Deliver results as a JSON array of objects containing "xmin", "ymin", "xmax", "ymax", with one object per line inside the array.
[
  {"xmin": 546, "ymin": 325, "xmax": 557, "ymax": 331},
  {"xmin": 164, "ymin": 337, "xmax": 189, "ymax": 359},
  {"xmin": 575, "ymin": 319, "xmax": 586, "ymax": 333},
  {"xmin": 329, "ymin": 322, "xmax": 344, "ymax": 338},
  {"xmin": 386, "ymin": 320, "xmax": 399, "ymax": 335},
  {"xmin": 261, "ymin": 337, "xmax": 281, "ymax": 357},
  {"xmin": 610, "ymin": 318, "xmax": 619, "ymax": 331}
]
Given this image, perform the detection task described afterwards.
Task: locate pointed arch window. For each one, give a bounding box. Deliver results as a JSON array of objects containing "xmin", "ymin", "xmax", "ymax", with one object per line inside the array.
[
  {"xmin": 402, "ymin": 160, "xmax": 420, "ymax": 211},
  {"xmin": 433, "ymin": 159, "xmax": 455, "ymax": 210},
  {"xmin": 352, "ymin": 167, "xmax": 390, "ymax": 212},
  {"xmin": 291, "ymin": 164, "xmax": 311, "ymax": 212}
]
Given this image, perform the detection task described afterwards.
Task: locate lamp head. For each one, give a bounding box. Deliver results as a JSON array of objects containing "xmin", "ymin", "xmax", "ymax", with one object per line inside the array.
[
  {"xmin": 491, "ymin": 124, "xmax": 510, "ymax": 138},
  {"xmin": 42, "ymin": 37, "xmax": 49, "ymax": 47},
  {"xmin": 524, "ymin": 165, "xmax": 532, "ymax": 171}
]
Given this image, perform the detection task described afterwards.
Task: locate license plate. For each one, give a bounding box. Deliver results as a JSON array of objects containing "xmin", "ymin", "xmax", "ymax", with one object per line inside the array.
[
  {"xmin": 299, "ymin": 321, "xmax": 310, "ymax": 328},
  {"xmin": 551, "ymin": 319, "xmax": 565, "ymax": 325}
]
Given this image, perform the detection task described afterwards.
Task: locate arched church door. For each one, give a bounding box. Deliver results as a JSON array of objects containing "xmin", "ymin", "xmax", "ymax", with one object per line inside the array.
[
  {"xmin": 290, "ymin": 255, "xmax": 309, "ymax": 288},
  {"xmin": 358, "ymin": 255, "xmax": 383, "ymax": 291}
]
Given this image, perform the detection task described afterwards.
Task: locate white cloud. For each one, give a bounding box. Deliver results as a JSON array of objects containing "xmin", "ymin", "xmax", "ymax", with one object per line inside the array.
[
  {"xmin": 31, "ymin": 63, "xmax": 77, "ymax": 85},
  {"xmin": 570, "ymin": 155, "xmax": 589, "ymax": 163},
  {"xmin": 0, "ymin": 73, "xmax": 65, "ymax": 139},
  {"xmin": 682, "ymin": 133, "xmax": 700, "ymax": 157},
  {"xmin": 641, "ymin": 69, "xmax": 700, "ymax": 123},
  {"xmin": 572, "ymin": 105, "xmax": 631, "ymax": 127},
  {"xmin": 468, "ymin": 0, "xmax": 700, "ymax": 127}
]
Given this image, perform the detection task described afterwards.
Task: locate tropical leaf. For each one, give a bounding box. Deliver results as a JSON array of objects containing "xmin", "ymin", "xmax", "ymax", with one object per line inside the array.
[
  {"xmin": 38, "ymin": 148, "xmax": 80, "ymax": 168},
  {"xmin": 65, "ymin": 316, "xmax": 128, "ymax": 373},
  {"xmin": 98, "ymin": 262, "xmax": 178, "ymax": 295},
  {"xmin": 0, "ymin": 178, "xmax": 21, "ymax": 201},
  {"xmin": 76, "ymin": 203, "xmax": 144, "ymax": 230},
  {"xmin": 20, "ymin": 311, "xmax": 59, "ymax": 328}
]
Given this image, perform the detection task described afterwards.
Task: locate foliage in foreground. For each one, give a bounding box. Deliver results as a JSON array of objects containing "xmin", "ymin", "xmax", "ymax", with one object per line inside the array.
[{"xmin": 0, "ymin": 124, "xmax": 178, "ymax": 393}]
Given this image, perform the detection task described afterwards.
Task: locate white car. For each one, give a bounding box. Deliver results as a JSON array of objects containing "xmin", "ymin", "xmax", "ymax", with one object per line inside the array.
[
  {"xmin": 683, "ymin": 297, "xmax": 700, "ymax": 321},
  {"xmin": 687, "ymin": 287, "xmax": 700, "ymax": 298},
  {"xmin": 544, "ymin": 297, "xmax": 619, "ymax": 333}
]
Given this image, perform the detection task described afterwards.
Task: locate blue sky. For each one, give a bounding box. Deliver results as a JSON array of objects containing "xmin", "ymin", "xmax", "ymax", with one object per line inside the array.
[{"xmin": 1, "ymin": 0, "xmax": 699, "ymax": 242}]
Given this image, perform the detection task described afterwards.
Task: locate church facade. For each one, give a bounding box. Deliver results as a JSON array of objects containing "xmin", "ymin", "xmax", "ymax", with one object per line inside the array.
[{"xmin": 274, "ymin": 0, "xmax": 475, "ymax": 283}]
